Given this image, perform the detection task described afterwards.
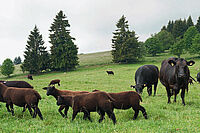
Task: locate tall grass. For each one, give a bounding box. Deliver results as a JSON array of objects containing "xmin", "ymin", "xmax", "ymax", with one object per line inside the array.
[{"xmin": 0, "ymin": 51, "xmax": 199, "ymax": 132}]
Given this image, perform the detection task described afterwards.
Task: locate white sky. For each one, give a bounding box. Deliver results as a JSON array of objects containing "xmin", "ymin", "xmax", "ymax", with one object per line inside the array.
[{"xmin": 0, "ymin": 0, "xmax": 199, "ymax": 64}]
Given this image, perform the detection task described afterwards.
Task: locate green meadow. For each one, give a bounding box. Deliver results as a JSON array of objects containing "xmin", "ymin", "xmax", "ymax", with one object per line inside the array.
[{"xmin": 0, "ymin": 51, "xmax": 200, "ymax": 132}]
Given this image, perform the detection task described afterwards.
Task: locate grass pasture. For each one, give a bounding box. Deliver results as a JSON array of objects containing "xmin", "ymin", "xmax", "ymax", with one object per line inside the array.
[{"xmin": 0, "ymin": 51, "xmax": 200, "ymax": 132}]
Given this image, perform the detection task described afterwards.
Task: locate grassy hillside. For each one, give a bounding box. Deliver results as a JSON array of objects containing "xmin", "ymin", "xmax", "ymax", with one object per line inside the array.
[{"xmin": 0, "ymin": 51, "xmax": 200, "ymax": 132}]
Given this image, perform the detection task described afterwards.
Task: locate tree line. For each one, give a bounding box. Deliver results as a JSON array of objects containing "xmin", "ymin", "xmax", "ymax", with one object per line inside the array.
[{"xmin": 1, "ymin": 12, "xmax": 200, "ymax": 77}]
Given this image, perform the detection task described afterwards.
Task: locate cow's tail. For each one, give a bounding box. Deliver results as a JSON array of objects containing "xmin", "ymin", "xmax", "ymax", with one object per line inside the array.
[{"xmin": 190, "ymin": 75, "xmax": 196, "ymax": 82}]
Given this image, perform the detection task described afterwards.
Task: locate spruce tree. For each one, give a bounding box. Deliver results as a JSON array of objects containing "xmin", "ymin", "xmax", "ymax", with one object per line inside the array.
[
  {"xmin": 166, "ymin": 20, "xmax": 174, "ymax": 33},
  {"xmin": 186, "ymin": 16, "xmax": 194, "ymax": 28},
  {"xmin": 22, "ymin": 25, "xmax": 50, "ymax": 74},
  {"xmin": 195, "ymin": 16, "xmax": 200, "ymax": 33},
  {"xmin": 172, "ymin": 19, "xmax": 187, "ymax": 39},
  {"xmin": 49, "ymin": 10, "xmax": 78, "ymax": 71},
  {"xmin": 111, "ymin": 15, "xmax": 143, "ymax": 63}
]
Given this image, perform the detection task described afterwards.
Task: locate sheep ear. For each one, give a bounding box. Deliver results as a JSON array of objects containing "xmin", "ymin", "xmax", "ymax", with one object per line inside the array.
[{"xmin": 42, "ymin": 87, "xmax": 47, "ymax": 90}]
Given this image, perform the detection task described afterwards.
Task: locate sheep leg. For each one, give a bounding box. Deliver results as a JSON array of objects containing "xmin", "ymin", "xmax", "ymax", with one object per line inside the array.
[
  {"xmin": 10, "ymin": 104, "xmax": 14, "ymax": 116},
  {"xmin": 106, "ymin": 111, "xmax": 116, "ymax": 125},
  {"xmin": 72, "ymin": 110, "xmax": 78, "ymax": 121},
  {"xmin": 27, "ymin": 105, "xmax": 33, "ymax": 116},
  {"xmin": 98, "ymin": 110, "xmax": 105, "ymax": 123},
  {"xmin": 58, "ymin": 105, "xmax": 66, "ymax": 118},
  {"xmin": 132, "ymin": 108, "xmax": 139, "ymax": 120},
  {"xmin": 139, "ymin": 105, "xmax": 147, "ymax": 119},
  {"xmin": 6, "ymin": 103, "xmax": 11, "ymax": 112},
  {"xmin": 36, "ymin": 107, "xmax": 43, "ymax": 120}
]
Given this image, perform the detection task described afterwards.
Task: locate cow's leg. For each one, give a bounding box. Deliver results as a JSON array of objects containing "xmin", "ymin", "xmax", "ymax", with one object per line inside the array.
[
  {"xmin": 10, "ymin": 104, "xmax": 14, "ymax": 116},
  {"xmin": 153, "ymin": 82, "xmax": 158, "ymax": 96},
  {"xmin": 181, "ymin": 89, "xmax": 186, "ymax": 106},
  {"xmin": 166, "ymin": 87, "xmax": 171, "ymax": 104},
  {"xmin": 58, "ymin": 105, "xmax": 67, "ymax": 118},
  {"xmin": 106, "ymin": 110, "xmax": 116, "ymax": 125},
  {"xmin": 147, "ymin": 85, "xmax": 152, "ymax": 96},
  {"xmin": 174, "ymin": 88, "xmax": 180, "ymax": 103}
]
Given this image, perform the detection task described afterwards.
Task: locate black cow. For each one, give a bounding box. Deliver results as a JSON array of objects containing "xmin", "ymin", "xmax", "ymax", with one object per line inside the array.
[
  {"xmin": 0, "ymin": 81, "xmax": 33, "ymax": 88},
  {"xmin": 197, "ymin": 72, "xmax": 200, "ymax": 83},
  {"xmin": 131, "ymin": 65, "xmax": 159, "ymax": 96},
  {"xmin": 159, "ymin": 57, "xmax": 195, "ymax": 105},
  {"xmin": 106, "ymin": 71, "xmax": 114, "ymax": 75}
]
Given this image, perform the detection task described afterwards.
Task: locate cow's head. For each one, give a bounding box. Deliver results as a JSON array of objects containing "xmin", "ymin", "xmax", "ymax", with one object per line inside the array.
[
  {"xmin": 42, "ymin": 86, "xmax": 56, "ymax": 96},
  {"xmin": 131, "ymin": 84, "xmax": 146, "ymax": 94},
  {"xmin": 168, "ymin": 58, "xmax": 195, "ymax": 79}
]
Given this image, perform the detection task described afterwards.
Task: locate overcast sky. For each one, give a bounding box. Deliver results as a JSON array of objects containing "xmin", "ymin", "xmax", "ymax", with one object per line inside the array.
[{"xmin": 0, "ymin": 0, "xmax": 199, "ymax": 64}]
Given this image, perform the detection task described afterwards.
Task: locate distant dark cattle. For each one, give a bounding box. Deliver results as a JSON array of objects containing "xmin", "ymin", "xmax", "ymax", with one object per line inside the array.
[
  {"xmin": 0, "ymin": 83, "xmax": 43, "ymax": 120},
  {"xmin": 131, "ymin": 65, "xmax": 159, "ymax": 96},
  {"xmin": 0, "ymin": 81, "xmax": 33, "ymax": 88},
  {"xmin": 106, "ymin": 71, "xmax": 114, "ymax": 75},
  {"xmin": 43, "ymin": 86, "xmax": 89, "ymax": 118},
  {"xmin": 57, "ymin": 91, "xmax": 116, "ymax": 124},
  {"xmin": 93, "ymin": 90, "xmax": 147, "ymax": 120},
  {"xmin": 159, "ymin": 57, "xmax": 195, "ymax": 105},
  {"xmin": 27, "ymin": 74, "xmax": 33, "ymax": 80},
  {"xmin": 197, "ymin": 72, "xmax": 200, "ymax": 83},
  {"xmin": 49, "ymin": 79, "xmax": 60, "ymax": 86}
]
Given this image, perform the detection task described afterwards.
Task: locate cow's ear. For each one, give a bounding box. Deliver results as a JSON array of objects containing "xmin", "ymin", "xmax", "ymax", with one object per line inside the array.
[
  {"xmin": 187, "ymin": 60, "xmax": 195, "ymax": 66},
  {"xmin": 168, "ymin": 60, "xmax": 176, "ymax": 66},
  {"xmin": 130, "ymin": 85, "xmax": 135, "ymax": 88},
  {"xmin": 42, "ymin": 87, "xmax": 47, "ymax": 90},
  {"xmin": 143, "ymin": 84, "xmax": 146, "ymax": 87}
]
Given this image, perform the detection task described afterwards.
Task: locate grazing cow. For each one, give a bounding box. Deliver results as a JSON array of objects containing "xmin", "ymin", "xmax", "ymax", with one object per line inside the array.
[
  {"xmin": 106, "ymin": 71, "xmax": 114, "ymax": 75},
  {"xmin": 27, "ymin": 74, "xmax": 33, "ymax": 80},
  {"xmin": 197, "ymin": 72, "xmax": 200, "ymax": 83},
  {"xmin": 49, "ymin": 79, "xmax": 61, "ymax": 86},
  {"xmin": 0, "ymin": 83, "xmax": 43, "ymax": 120},
  {"xmin": 42, "ymin": 86, "xmax": 89, "ymax": 118},
  {"xmin": 159, "ymin": 57, "xmax": 195, "ymax": 105},
  {"xmin": 57, "ymin": 91, "xmax": 116, "ymax": 124},
  {"xmin": 131, "ymin": 65, "xmax": 159, "ymax": 96},
  {"xmin": 93, "ymin": 90, "xmax": 147, "ymax": 120},
  {"xmin": 0, "ymin": 81, "xmax": 33, "ymax": 88}
]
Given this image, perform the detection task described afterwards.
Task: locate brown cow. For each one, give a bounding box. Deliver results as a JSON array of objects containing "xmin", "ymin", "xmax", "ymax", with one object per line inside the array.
[
  {"xmin": 42, "ymin": 86, "xmax": 89, "ymax": 118},
  {"xmin": 57, "ymin": 91, "xmax": 116, "ymax": 124},
  {"xmin": 0, "ymin": 81, "xmax": 33, "ymax": 88},
  {"xmin": 159, "ymin": 57, "xmax": 195, "ymax": 105}
]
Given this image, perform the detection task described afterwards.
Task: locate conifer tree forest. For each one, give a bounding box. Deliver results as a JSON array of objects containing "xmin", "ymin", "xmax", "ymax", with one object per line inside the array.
[{"xmin": 3, "ymin": 12, "xmax": 200, "ymax": 75}]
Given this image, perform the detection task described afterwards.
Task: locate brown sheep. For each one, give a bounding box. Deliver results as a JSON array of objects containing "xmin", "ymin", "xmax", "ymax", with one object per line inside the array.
[
  {"xmin": 57, "ymin": 91, "xmax": 116, "ymax": 124},
  {"xmin": 49, "ymin": 79, "xmax": 61, "ymax": 86},
  {"xmin": 0, "ymin": 82, "xmax": 33, "ymax": 114},
  {"xmin": 0, "ymin": 83, "xmax": 43, "ymax": 120},
  {"xmin": 93, "ymin": 90, "xmax": 147, "ymax": 120},
  {"xmin": 42, "ymin": 86, "xmax": 89, "ymax": 118}
]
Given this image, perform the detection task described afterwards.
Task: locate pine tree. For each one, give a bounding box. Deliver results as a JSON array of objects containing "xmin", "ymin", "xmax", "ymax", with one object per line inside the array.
[
  {"xmin": 172, "ymin": 19, "xmax": 187, "ymax": 39},
  {"xmin": 195, "ymin": 16, "xmax": 200, "ymax": 33},
  {"xmin": 186, "ymin": 16, "xmax": 194, "ymax": 28},
  {"xmin": 111, "ymin": 15, "xmax": 143, "ymax": 63},
  {"xmin": 13, "ymin": 56, "xmax": 22, "ymax": 65},
  {"xmin": 22, "ymin": 25, "xmax": 50, "ymax": 74},
  {"xmin": 166, "ymin": 20, "xmax": 174, "ymax": 33},
  {"xmin": 49, "ymin": 10, "xmax": 78, "ymax": 71}
]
